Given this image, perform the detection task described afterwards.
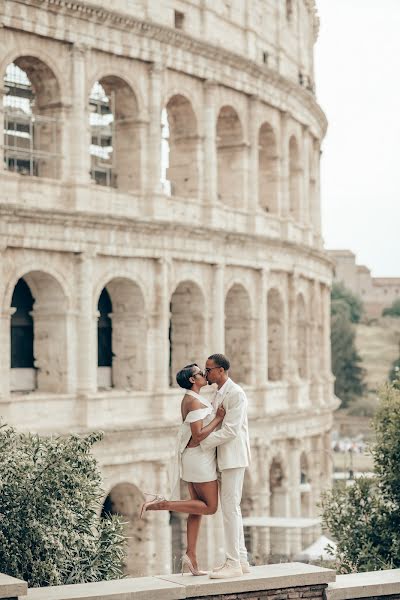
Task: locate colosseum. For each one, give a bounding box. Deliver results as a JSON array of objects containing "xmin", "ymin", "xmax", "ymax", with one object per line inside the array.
[{"xmin": 0, "ymin": 0, "xmax": 336, "ymax": 576}]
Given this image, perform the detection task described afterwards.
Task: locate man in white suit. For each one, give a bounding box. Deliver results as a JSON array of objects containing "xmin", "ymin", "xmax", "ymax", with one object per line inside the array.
[{"xmin": 200, "ymin": 353, "xmax": 251, "ymax": 578}]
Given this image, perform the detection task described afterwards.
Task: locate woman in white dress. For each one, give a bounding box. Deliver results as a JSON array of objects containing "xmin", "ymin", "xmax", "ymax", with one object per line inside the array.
[{"xmin": 140, "ymin": 363, "xmax": 225, "ymax": 575}]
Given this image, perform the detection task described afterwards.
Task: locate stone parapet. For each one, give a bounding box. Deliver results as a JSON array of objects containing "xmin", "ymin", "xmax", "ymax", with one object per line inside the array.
[
  {"xmin": 0, "ymin": 573, "xmax": 27, "ymax": 600},
  {"xmin": 325, "ymin": 569, "xmax": 400, "ymax": 600}
]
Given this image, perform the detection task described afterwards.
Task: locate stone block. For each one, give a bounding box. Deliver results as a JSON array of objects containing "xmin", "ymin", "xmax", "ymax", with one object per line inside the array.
[
  {"xmin": 0, "ymin": 573, "xmax": 27, "ymax": 599},
  {"xmin": 325, "ymin": 569, "xmax": 400, "ymax": 600}
]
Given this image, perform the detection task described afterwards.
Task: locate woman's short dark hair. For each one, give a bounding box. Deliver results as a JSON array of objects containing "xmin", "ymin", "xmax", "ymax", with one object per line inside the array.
[
  {"xmin": 208, "ymin": 353, "xmax": 230, "ymax": 371},
  {"xmin": 176, "ymin": 363, "xmax": 199, "ymax": 390}
]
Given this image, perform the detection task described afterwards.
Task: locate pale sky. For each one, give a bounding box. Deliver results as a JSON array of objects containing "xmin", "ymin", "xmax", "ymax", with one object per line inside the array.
[{"xmin": 315, "ymin": 0, "xmax": 400, "ymax": 277}]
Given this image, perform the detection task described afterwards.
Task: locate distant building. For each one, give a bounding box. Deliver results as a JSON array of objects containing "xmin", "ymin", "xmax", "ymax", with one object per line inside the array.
[{"xmin": 329, "ymin": 250, "xmax": 400, "ymax": 319}]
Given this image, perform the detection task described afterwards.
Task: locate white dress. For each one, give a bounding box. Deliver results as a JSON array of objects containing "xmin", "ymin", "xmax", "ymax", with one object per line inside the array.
[{"xmin": 169, "ymin": 390, "xmax": 217, "ymax": 500}]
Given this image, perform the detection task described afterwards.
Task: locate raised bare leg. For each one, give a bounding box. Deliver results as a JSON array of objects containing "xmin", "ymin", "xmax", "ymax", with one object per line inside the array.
[{"xmin": 146, "ymin": 480, "xmax": 218, "ymax": 516}]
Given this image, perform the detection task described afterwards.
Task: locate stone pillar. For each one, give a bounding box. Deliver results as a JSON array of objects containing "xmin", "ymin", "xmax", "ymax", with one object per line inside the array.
[
  {"xmin": 0, "ymin": 81, "xmax": 6, "ymax": 171},
  {"xmin": 203, "ymin": 80, "xmax": 218, "ymax": 208},
  {"xmin": 302, "ymin": 126, "xmax": 311, "ymax": 227},
  {"xmin": 152, "ymin": 258, "xmax": 170, "ymax": 391},
  {"xmin": 313, "ymin": 143, "xmax": 323, "ymax": 245},
  {"xmin": 132, "ymin": 119, "xmax": 149, "ymax": 194},
  {"xmin": 248, "ymin": 95, "xmax": 259, "ymax": 219},
  {"xmin": 147, "ymin": 62, "xmax": 164, "ymax": 199},
  {"xmin": 150, "ymin": 463, "xmax": 172, "ymax": 573},
  {"xmin": 256, "ymin": 268, "xmax": 268, "ymax": 386},
  {"xmin": 211, "ymin": 263, "xmax": 225, "ymax": 353},
  {"xmin": 287, "ymin": 273, "xmax": 299, "ymax": 405},
  {"xmin": 68, "ymin": 44, "xmax": 91, "ymax": 184},
  {"xmin": 288, "ymin": 438, "xmax": 302, "ymax": 555},
  {"xmin": 76, "ymin": 253, "xmax": 97, "ymax": 397},
  {"xmin": 254, "ymin": 443, "xmax": 270, "ymax": 562},
  {"xmin": 279, "ymin": 110, "xmax": 290, "ymax": 218},
  {"xmin": 0, "ymin": 308, "xmax": 12, "ymax": 399}
]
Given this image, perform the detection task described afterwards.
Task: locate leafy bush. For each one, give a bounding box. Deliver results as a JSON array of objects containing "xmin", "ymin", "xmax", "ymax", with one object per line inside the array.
[
  {"xmin": 332, "ymin": 282, "xmax": 364, "ymax": 324},
  {"xmin": 382, "ymin": 299, "xmax": 400, "ymax": 318},
  {"xmin": 0, "ymin": 425, "xmax": 125, "ymax": 587},
  {"xmin": 322, "ymin": 383, "xmax": 400, "ymax": 572}
]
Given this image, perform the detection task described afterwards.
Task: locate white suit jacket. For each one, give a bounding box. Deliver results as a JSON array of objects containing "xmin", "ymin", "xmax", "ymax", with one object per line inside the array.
[{"xmin": 200, "ymin": 378, "xmax": 251, "ymax": 470}]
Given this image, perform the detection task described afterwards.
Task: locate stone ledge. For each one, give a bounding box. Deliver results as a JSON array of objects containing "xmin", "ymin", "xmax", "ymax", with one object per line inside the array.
[
  {"xmin": 157, "ymin": 563, "xmax": 336, "ymax": 598},
  {"xmin": 27, "ymin": 577, "xmax": 185, "ymax": 600},
  {"xmin": 325, "ymin": 569, "xmax": 400, "ymax": 600},
  {"xmin": 0, "ymin": 573, "xmax": 27, "ymax": 599}
]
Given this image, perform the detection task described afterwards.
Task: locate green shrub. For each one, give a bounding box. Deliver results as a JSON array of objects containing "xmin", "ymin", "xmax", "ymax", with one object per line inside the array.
[
  {"xmin": 0, "ymin": 425, "xmax": 125, "ymax": 586},
  {"xmin": 322, "ymin": 383, "xmax": 400, "ymax": 572},
  {"xmin": 332, "ymin": 282, "xmax": 364, "ymax": 324},
  {"xmin": 382, "ymin": 299, "xmax": 400, "ymax": 318}
]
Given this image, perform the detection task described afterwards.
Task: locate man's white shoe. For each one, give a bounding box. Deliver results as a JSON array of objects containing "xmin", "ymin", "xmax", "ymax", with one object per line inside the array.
[
  {"xmin": 209, "ymin": 564, "xmax": 243, "ymax": 579},
  {"xmin": 240, "ymin": 561, "xmax": 251, "ymax": 574}
]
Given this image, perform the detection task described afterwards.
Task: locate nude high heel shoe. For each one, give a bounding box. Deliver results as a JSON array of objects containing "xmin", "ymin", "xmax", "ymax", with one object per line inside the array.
[
  {"xmin": 181, "ymin": 554, "xmax": 207, "ymax": 576},
  {"xmin": 139, "ymin": 493, "xmax": 165, "ymax": 519}
]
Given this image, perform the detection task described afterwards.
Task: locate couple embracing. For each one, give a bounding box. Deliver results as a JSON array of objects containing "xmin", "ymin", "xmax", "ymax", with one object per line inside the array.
[{"xmin": 141, "ymin": 353, "xmax": 251, "ymax": 579}]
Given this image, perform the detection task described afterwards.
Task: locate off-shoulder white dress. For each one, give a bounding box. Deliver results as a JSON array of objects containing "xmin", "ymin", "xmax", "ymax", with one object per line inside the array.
[{"xmin": 169, "ymin": 390, "xmax": 217, "ymax": 500}]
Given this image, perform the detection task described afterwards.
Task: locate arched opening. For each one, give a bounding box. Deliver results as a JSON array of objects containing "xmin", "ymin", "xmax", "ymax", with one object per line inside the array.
[
  {"xmin": 297, "ymin": 294, "xmax": 308, "ymax": 379},
  {"xmin": 216, "ymin": 106, "xmax": 245, "ymax": 209},
  {"xmin": 169, "ymin": 281, "xmax": 205, "ymax": 387},
  {"xmin": 258, "ymin": 122, "xmax": 278, "ymax": 213},
  {"xmin": 225, "ymin": 284, "xmax": 252, "ymax": 385},
  {"xmin": 3, "ymin": 59, "xmax": 61, "ymax": 178},
  {"xmin": 269, "ymin": 457, "xmax": 289, "ymax": 556},
  {"xmin": 289, "ymin": 136, "xmax": 301, "ymax": 220},
  {"xmin": 89, "ymin": 76, "xmax": 139, "ymax": 191},
  {"xmin": 97, "ymin": 278, "xmax": 146, "ymax": 390},
  {"xmin": 10, "ymin": 278, "xmax": 35, "ymax": 391},
  {"xmin": 10, "ymin": 271, "xmax": 68, "ymax": 392},
  {"xmin": 101, "ymin": 483, "xmax": 149, "ymax": 576},
  {"xmin": 267, "ymin": 288, "xmax": 284, "ymax": 381},
  {"xmin": 161, "ymin": 95, "xmax": 199, "ymax": 198}
]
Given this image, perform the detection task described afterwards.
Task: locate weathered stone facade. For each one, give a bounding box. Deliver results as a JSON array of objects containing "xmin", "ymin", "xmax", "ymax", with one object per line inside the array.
[
  {"xmin": 329, "ymin": 250, "xmax": 400, "ymax": 319},
  {"xmin": 0, "ymin": 0, "xmax": 336, "ymax": 576}
]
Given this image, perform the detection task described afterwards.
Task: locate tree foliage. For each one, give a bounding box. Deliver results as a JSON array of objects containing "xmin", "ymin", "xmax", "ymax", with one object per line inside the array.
[
  {"xmin": 382, "ymin": 298, "xmax": 400, "ymax": 318},
  {"xmin": 331, "ymin": 296, "xmax": 367, "ymax": 408},
  {"xmin": 0, "ymin": 425, "xmax": 126, "ymax": 587},
  {"xmin": 322, "ymin": 383, "xmax": 400, "ymax": 572},
  {"xmin": 331, "ymin": 281, "xmax": 364, "ymax": 323}
]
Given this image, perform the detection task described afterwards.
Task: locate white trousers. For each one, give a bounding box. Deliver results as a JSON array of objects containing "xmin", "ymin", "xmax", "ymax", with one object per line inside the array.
[{"xmin": 220, "ymin": 467, "xmax": 248, "ymax": 566}]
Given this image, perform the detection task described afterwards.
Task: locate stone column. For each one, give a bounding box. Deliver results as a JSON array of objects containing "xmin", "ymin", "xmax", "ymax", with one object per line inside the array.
[
  {"xmin": 150, "ymin": 463, "xmax": 172, "ymax": 573},
  {"xmin": 151, "ymin": 258, "xmax": 170, "ymax": 391},
  {"xmin": 68, "ymin": 44, "xmax": 91, "ymax": 184},
  {"xmin": 302, "ymin": 126, "xmax": 311, "ymax": 227},
  {"xmin": 76, "ymin": 253, "xmax": 97, "ymax": 397},
  {"xmin": 256, "ymin": 268, "xmax": 268, "ymax": 386},
  {"xmin": 313, "ymin": 143, "xmax": 323, "ymax": 245},
  {"xmin": 287, "ymin": 273, "xmax": 299, "ymax": 405},
  {"xmin": 254, "ymin": 443, "xmax": 271, "ymax": 562},
  {"xmin": 146, "ymin": 62, "xmax": 164, "ymax": 201},
  {"xmin": 279, "ymin": 110, "xmax": 290, "ymax": 218},
  {"xmin": 0, "ymin": 308, "xmax": 12, "ymax": 400},
  {"xmin": 0, "ymin": 81, "xmax": 6, "ymax": 171},
  {"xmin": 211, "ymin": 263, "xmax": 225, "ymax": 353},
  {"xmin": 288, "ymin": 438, "xmax": 302, "ymax": 555},
  {"xmin": 131, "ymin": 119, "xmax": 149, "ymax": 194},
  {"xmin": 248, "ymin": 95, "xmax": 259, "ymax": 219},
  {"xmin": 203, "ymin": 80, "xmax": 218, "ymax": 208}
]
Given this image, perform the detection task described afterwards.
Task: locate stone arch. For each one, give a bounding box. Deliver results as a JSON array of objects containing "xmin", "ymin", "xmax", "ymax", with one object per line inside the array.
[
  {"xmin": 163, "ymin": 94, "xmax": 199, "ymax": 198},
  {"xmin": 289, "ymin": 135, "xmax": 301, "ymax": 220},
  {"xmin": 225, "ymin": 283, "xmax": 252, "ymax": 385},
  {"xmin": 216, "ymin": 106, "xmax": 245, "ymax": 209},
  {"xmin": 89, "ymin": 75, "xmax": 140, "ymax": 191},
  {"xmin": 3, "ymin": 56, "xmax": 62, "ymax": 178},
  {"xmin": 10, "ymin": 271, "xmax": 69, "ymax": 393},
  {"xmin": 258, "ymin": 122, "xmax": 278, "ymax": 213},
  {"xmin": 101, "ymin": 482, "xmax": 150, "ymax": 576},
  {"xmin": 169, "ymin": 280, "xmax": 206, "ymax": 387},
  {"xmin": 96, "ymin": 277, "xmax": 146, "ymax": 390},
  {"xmin": 297, "ymin": 293, "xmax": 308, "ymax": 379},
  {"xmin": 267, "ymin": 288, "xmax": 284, "ymax": 381}
]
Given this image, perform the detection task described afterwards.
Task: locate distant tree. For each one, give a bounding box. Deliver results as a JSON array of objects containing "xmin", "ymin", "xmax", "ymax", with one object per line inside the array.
[
  {"xmin": 331, "ymin": 299, "xmax": 367, "ymax": 408},
  {"xmin": 0, "ymin": 426, "xmax": 126, "ymax": 587},
  {"xmin": 322, "ymin": 382, "xmax": 400, "ymax": 572},
  {"xmin": 388, "ymin": 349, "xmax": 400, "ymax": 390},
  {"xmin": 383, "ymin": 298, "xmax": 400, "ymax": 318},
  {"xmin": 331, "ymin": 281, "xmax": 364, "ymax": 323}
]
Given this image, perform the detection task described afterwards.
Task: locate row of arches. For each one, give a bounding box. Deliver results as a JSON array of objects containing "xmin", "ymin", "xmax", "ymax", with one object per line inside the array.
[
  {"xmin": 9, "ymin": 269, "xmax": 324, "ymax": 394},
  {"xmin": 3, "ymin": 57, "xmax": 318, "ymax": 218}
]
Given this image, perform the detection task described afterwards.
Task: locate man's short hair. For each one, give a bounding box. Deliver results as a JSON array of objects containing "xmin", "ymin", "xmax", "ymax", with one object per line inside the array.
[
  {"xmin": 176, "ymin": 363, "xmax": 199, "ymax": 390},
  {"xmin": 208, "ymin": 353, "xmax": 230, "ymax": 371}
]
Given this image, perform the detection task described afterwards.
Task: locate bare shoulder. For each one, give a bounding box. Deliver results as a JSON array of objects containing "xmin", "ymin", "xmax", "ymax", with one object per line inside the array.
[{"xmin": 182, "ymin": 394, "xmax": 204, "ymax": 411}]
